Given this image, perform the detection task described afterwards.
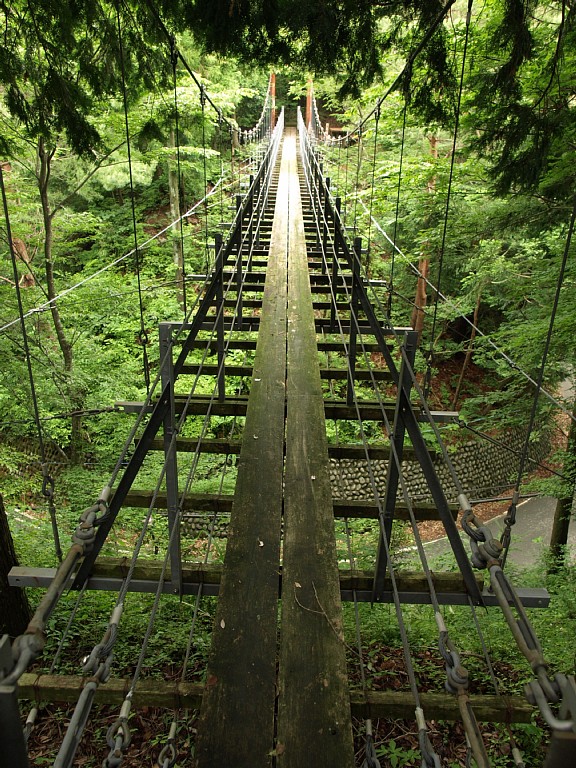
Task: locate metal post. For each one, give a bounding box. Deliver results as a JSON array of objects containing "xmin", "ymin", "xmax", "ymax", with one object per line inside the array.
[
  {"xmin": 248, "ymin": 174, "xmax": 254, "ymax": 271},
  {"xmin": 159, "ymin": 323, "xmax": 181, "ymax": 596},
  {"xmin": 372, "ymin": 330, "xmax": 417, "ymax": 601},
  {"xmin": 330, "ymin": 198, "xmax": 342, "ymax": 333},
  {"xmin": 322, "ymin": 178, "xmax": 330, "ymax": 274},
  {"xmin": 215, "ymin": 233, "xmax": 226, "ymax": 403},
  {"xmin": 271, "ymin": 72, "xmax": 276, "ymax": 129},
  {"xmin": 306, "ymin": 78, "xmax": 312, "ymax": 130},
  {"xmin": 235, "ymin": 193, "xmax": 243, "ymax": 330},
  {"xmin": 346, "ymin": 237, "xmax": 362, "ymax": 406},
  {"xmin": 0, "ymin": 636, "xmax": 30, "ymax": 768}
]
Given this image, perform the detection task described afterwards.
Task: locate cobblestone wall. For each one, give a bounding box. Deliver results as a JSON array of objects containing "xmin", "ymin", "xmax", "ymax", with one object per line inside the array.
[{"xmin": 330, "ymin": 429, "xmax": 551, "ymax": 502}]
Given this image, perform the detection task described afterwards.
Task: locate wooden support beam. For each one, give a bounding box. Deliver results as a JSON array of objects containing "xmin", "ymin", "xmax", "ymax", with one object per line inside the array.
[
  {"xmin": 179, "ymin": 362, "xmax": 392, "ymax": 382},
  {"xmin": 194, "ymin": 127, "xmax": 288, "ymax": 768},
  {"xmin": 117, "ymin": 489, "xmax": 457, "ymax": 522},
  {"xmin": 145, "ymin": 438, "xmax": 437, "ymax": 462},
  {"xmin": 277, "ymin": 132, "xmax": 354, "ymax": 767},
  {"xmin": 15, "ymin": 675, "xmax": 532, "ymax": 723},
  {"xmin": 11, "ymin": 561, "xmax": 551, "ymax": 607}
]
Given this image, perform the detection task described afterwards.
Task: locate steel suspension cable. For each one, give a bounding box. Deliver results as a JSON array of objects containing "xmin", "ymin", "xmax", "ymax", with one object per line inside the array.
[
  {"xmin": 103, "ymin": 140, "xmax": 279, "ymax": 764},
  {"xmin": 358, "ymin": 198, "xmax": 576, "ymax": 423},
  {"xmin": 327, "ymin": 0, "xmax": 457, "ymax": 146},
  {"xmin": 23, "ymin": 582, "xmax": 88, "ymax": 743},
  {"xmin": 499, "ymin": 193, "xmax": 576, "ymax": 568},
  {"xmin": 352, "ymin": 126, "xmax": 363, "ymax": 233},
  {"xmin": 54, "ymin": 228, "xmax": 256, "ymax": 767},
  {"xmin": 170, "ymin": 34, "xmax": 188, "ymax": 316},
  {"xmin": 30, "ymin": 129, "xmax": 281, "ymax": 764},
  {"xmin": 302, "ymin": 106, "xmax": 576, "ymax": 757},
  {"xmin": 116, "ymin": 2, "xmax": 151, "ymax": 394},
  {"xmin": 154, "ymin": 365, "xmax": 251, "ymax": 768},
  {"xmin": 0, "ymin": 163, "xmax": 62, "ymax": 562},
  {"xmin": 389, "ymin": 98, "xmax": 408, "ymax": 314},
  {"xmin": 424, "ymin": 0, "xmax": 474, "ymax": 398},
  {"xmin": 318, "ymin": 207, "xmax": 487, "ymax": 766},
  {"xmin": 365, "ymin": 106, "xmax": 381, "ymax": 276},
  {"xmin": 299, "ymin": 129, "xmax": 444, "ymax": 767},
  {"xmin": 467, "ymin": 598, "xmax": 527, "ymax": 766},
  {"xmin": 0, "ymin": 184, "xmax": 224, "ymax": 336}
]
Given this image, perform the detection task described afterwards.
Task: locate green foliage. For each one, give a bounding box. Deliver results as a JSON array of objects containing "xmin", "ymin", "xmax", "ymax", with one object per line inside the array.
[{"xmin": 376, "ymin": 738, "xmax": 420, "ymax": 766}]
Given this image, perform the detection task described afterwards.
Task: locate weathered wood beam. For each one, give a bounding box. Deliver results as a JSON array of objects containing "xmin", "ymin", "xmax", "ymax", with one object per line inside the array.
[
  {"xmin": 179, "ymin": 363, "xmax": 392, "ymax": 382},
  {"xmin": 15, "ymin": 675, "xmax": 533, "ymax": 723},
  {"xmin": 277, "ymin": 129, "xmax": 354, "ymax": 766},
  {"xmin": 145, "ymin": 438, "xmax": 437, "ymax": 462},
  {"xmin": 10, "ymin": 562, "xmax": 550, "ymax": 607},
  {"xmin": 116, "ymin": 490, "xmax": 457, "ymax": 521},
  {"xmin": 194, "ymin": 127, "xmax": 288, "ymax": 768}
]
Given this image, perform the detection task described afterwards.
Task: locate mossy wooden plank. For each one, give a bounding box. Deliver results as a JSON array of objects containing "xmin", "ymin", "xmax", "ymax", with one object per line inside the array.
[
  {"xmin": 116, "ymin": 489, "xmax": 456, "ymax": 521},
  {"xmin": 194, "ymin": 139, "xmax": 288, "ymax": 768},
  {"xmin": 16, "ymin": 676, "xmax": 531, "ymax": 723},
  {"xmin": 277, "ymin": 132, "xmax": 354, "ymax": 768},
  {"xmin": 90, "ymin": 559, "xmax": 484, "ymax": 595}
]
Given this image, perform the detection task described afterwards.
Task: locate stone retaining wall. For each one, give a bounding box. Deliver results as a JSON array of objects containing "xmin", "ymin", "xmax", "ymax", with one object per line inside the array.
[{"xmin": 330, "ymin": 429, "xmax": 551, "ymax": 502}]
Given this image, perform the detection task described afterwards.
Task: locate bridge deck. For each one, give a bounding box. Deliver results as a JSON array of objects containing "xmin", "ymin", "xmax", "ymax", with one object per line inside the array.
[
  {"xmin": 195, "ymin": 131, "xmax": 353, "ymax": 766},
  {"xmin": 194, "ymin": 136, "xmax": 287, "ymax": 765},
  {"xmin": 277, "ymin": 133, "xmax": 354, "ymax": 765}
]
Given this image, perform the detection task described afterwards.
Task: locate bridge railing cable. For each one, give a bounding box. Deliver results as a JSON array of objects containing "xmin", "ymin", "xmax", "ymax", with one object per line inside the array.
[
  {"xmin": 0, "ymin": 113, "xmax": 285, "ymax": 744},
  {"xmin": 299, "ymin": 106, "xmax": 576, "ymax": 762},
  {"xmin": 299, "ymin": 109, "xmax": 491, "ymax": 766}
]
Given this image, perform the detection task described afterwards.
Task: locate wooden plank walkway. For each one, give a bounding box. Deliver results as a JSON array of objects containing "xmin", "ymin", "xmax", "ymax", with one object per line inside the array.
[
  {"xmin": 194, "ymin": 129, "xmax": 354, "ymax": 767},
  {"xmin": 277, "ymin": 132, "xmax": 354, "ymax": 766},
  {"xmin": 194, "ymin": 138, "xmax": 287, "ymax": 768}
]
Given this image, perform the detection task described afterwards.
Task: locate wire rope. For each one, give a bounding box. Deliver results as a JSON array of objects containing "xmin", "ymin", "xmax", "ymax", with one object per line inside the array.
[
  {"xmin": 357, "ymin": 197, "xmax": 576, "ymax": 423},
  {"xmin": 0, "ymin": 163, "xmax": 62, "ymax": 561},
  {"xmin": 389, "ymin": 98, "xmax": 408, "ymax": 314},
  {"xmin": 299, "ymin": 122, "xmax": 449, "ymax": 767},
  {"xmin": 0, "ymin": 183, "xmax": 224, "ymax": 336},
  {"xmin": 499, "ymin": 193, "xmax": 576, "ymax": 568},
  {"xmin": 116, "ymin": 2, "xmax": 151, "ymax": 394},
  {"xmin": 424, "ymin": 0, "xmax": 474, "ymax": 398},
  {"xmin": 170, "ymin": 34, "xmax": 188, "ymax": 316},
  {"xmin": 365, "ymin": 106, "xmax": 381, "ymax": 276}
]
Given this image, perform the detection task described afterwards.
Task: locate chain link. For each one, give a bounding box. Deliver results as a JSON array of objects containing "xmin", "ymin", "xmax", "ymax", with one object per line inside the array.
[
  {"xmin": 103, "ymin": 715, "xmax": 131, "ymax": 768},
  {"xmin": 462, "ymin": 495, "xmax": 576, "ymax": 737}
]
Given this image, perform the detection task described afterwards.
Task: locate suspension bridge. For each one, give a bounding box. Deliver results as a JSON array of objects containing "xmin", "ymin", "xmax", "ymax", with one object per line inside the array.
[{"xmin": 1, "ymin": 66, "xmax": 576, "ymax": 768}]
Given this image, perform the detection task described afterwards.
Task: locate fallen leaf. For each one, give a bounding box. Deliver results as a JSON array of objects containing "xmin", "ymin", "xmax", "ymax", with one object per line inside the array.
[{"xmin": 220, "ymin": 619, "xmax": 226, "ymax": 629}]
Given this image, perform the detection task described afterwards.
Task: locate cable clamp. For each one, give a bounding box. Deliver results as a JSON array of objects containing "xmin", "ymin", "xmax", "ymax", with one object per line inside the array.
[
  {"xmin": 41, "ymin": 473, "xmax": 55, "ymax": 500},
  {"xmin": 3, "ymin": 631, "xmax": 45, "ymax": 685}
]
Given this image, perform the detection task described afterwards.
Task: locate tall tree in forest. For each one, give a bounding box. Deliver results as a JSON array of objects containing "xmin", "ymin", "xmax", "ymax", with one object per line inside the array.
[{"xmin": 0, "ymin": 0, "xmax": 170, "ymax": 459}]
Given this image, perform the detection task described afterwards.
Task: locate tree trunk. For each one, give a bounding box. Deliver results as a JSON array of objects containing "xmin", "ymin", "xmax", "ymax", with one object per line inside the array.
[
  {"xmin": 411, "ymin": 257, "xmax": 429, "ymax": 341},
  {"xmin": 549, "ymin": 397, "xmax": 576, "ymax": 570},
  {"xmin": 452, "ymin": 291, "xmax": 482, "ymax": 409},
  {"xmin": 168, "ymin": 129, "xmax": 185, "ymax": 307},
  {"xmin": 37, "ymin": 138, "xmax": 83, "ymax": 462},
  {"xmin": 0, "ymin": 495, "xmax": 31, "ymax": 637},
  {"xmin": 411, "ymin": 135, "xmax": 438, "ymax": 344}
]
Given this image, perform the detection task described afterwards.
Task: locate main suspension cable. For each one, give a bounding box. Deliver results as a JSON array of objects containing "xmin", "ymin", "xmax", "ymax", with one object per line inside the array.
[
  {"xmin": 499, "ymin": 193, "xmax": 576, "ymax": 568},
  {"xmin": 116, "ymin": 2, "xmax": 151, "ymax": 394},
  {"xmin": 424, "ymin": 0, "xmax": 474, "ymax": 398},
  {"xmin": 0, "ymin": 163, "xmax": 62, "ymax": 562}
]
